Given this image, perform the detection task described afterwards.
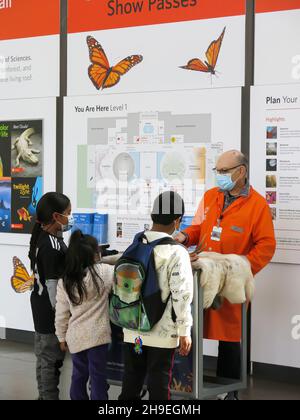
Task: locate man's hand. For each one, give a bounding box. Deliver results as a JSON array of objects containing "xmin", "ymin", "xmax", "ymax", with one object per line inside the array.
[
  {"xmin": 174, "ymin": 232, "xmax": 187, "ymax": 244},
  {"xmin": 189, "ymin": 252, "xmax": 199, "ymax": 262},
  {"xmin": 60, "ymin": 342, "xmax": 68, "ymax": 353},
  {"xmin": 179, "ymin": 336, "xmax": 192, "ymax": 356}
]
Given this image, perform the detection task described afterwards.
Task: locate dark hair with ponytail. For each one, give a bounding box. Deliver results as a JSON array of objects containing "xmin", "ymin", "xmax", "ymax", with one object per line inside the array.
[
  {"xmin": 63, "ymin": 230, "xmax": 103, "ymax": 306},
  {"xmin": 29, "ymin": 192, "xmax": 70, "ymax": 271}
]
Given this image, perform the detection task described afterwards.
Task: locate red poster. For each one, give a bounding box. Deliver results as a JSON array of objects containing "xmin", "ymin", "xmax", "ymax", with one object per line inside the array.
[
  {"xmin": 68, "ymin": 0, "xmax": 245, "ymax": 33},
  {"xmin": 0, "ymin": 0, "xmax": 60, "ymax": 41},
  {"xmin": 256, "ymin": 0, "xmax": 300, "ymax": 13}
]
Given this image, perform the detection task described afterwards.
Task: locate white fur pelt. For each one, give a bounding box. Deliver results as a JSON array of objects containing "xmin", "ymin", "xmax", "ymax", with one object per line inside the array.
[
  {"xmin": 192, "ymin": 252, "xmax": 254, "ymax": 309},
  {"xmin": 101, "ymin": 253, "xmax": 122, "ymax": 265}
]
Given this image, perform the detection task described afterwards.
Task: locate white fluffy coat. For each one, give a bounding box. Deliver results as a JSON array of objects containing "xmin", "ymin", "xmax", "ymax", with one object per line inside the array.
[{"xmin": 192, "ymin": 252, "xmax": 254, "ymax": 309}]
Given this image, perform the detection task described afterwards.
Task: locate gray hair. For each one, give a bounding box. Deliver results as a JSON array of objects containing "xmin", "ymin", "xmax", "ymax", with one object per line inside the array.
[{"xmin": 236, "ymin": 152, "xmax": 248, "ymax": 173}]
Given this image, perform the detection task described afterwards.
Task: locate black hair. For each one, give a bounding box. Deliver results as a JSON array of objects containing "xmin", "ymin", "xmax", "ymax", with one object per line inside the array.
[
  {"xmin": 28, "ymin": 192, "xmax": 70, "ymax": 271},
  {"xmin": 151, "ymin": 191, "xmax": 185, "ymax": 226},
  {"xmin": 63, "ymin": 230, "xmax": 103, "ymax": 306}
]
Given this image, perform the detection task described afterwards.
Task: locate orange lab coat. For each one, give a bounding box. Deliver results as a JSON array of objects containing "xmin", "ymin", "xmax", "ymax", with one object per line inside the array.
[{"xmin": 184, "ymin": 186, "xmax": 276, "ymax": 342}]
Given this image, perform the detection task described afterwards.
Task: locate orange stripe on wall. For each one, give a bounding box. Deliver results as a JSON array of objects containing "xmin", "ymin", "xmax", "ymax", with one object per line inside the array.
[
  {"xmin": 68, "ymin": 0, "xmax": 246, "ymax": 33},
  {"xmin": 0, "ymin": 0, "xmax": 60, "ymax": 41},
  {"xmin": 256, "ymin": 0, "xmax": 300, "ymax": 13}
]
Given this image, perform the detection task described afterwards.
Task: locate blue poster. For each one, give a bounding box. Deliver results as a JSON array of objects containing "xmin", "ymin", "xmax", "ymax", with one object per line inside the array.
[{"xmin": 0, "ymin": 178, "xmax": 11, "ymax": 232}]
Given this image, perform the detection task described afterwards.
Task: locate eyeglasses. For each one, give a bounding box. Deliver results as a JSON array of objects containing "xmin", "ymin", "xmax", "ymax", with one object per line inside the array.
[{"xmin": 212, "ymin": 164, "xmax": 244, "ymax": 175}]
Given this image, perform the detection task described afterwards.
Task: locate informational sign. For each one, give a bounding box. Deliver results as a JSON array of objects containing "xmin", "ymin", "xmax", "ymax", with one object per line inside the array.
[
  {"xmin": 0, "ymin": 0, "xmax": 60, "ymax": 99},
  {"xmin": 67, "ymin": 0, "xmax": 245, "ymax": 95},
  {"xmin": 255, "ymin": 0, "xmax": 300, "ymax": 85},
  {"xmin": 250, "ymin": 84, "xmax": 300, "ymax": 264},
  {"xmin": 0, "ymin": 97, "xmax": 56, "ymax": 246},
  {"xmin": 64, "ymin": 87, "xmax": 241, "ymax": 250}
]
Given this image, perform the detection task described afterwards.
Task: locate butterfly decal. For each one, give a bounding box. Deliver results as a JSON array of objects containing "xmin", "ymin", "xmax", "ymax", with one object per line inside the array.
[
  {"xmin": 180, "ymin": 27, "xmax": 226, "ymax": 75},
  {"xmin": 11, "ymin": 257, "xmax": 34, "ymax": 294},
  {"xmin": 87, "ymin": 36, "xmax": 143, "ymax": 90}
]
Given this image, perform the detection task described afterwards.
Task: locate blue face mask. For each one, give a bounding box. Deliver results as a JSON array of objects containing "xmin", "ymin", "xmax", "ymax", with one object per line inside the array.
[
  {"xmin": 172, "ymin": 229, "xmax": 180, "ymax": 238},
  {"xmin": 216, "ymin": 173, "xmax": 236, "ymax": 191},
  {"xmin": 60, "ymin": 214, "xmax": 74, "ymax": 232}
]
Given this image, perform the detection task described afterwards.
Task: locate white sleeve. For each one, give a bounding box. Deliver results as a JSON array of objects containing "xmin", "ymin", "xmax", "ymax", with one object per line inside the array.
[
  {"xmin": 168, "ymin": 246, "xmax": 194, "ymax": 337},
  {"xmin": 55, "ymin": 280, "xmax": 71, "ymax": 343},
  {"xmin": 100, "ymin": 263, "xmax": 115, "ymax": 293},
  {"xmin": 46, "ymin": 279, "xmax": 58, "ymax": 309}
]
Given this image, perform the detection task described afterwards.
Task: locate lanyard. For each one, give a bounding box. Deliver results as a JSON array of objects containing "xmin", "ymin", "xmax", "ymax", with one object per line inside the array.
[
  {"xmin": 216, "ymin": 216, "xmax": 223, "ymax": 228},
  {"xmin": 216, "ymin": 192, "xmax": 248, "ymax": 226}
]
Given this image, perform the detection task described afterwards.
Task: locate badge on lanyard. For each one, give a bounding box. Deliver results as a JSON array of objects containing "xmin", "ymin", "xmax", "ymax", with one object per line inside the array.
[{"xmin": 211, "ymin": 218, "xmax": 222, "ymax": 241}]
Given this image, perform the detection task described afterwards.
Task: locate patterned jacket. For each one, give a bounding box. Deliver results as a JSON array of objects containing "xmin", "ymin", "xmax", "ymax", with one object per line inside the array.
[{"xmin": 123, "ymin": 231, "xmax": 194, "ymax": 349}]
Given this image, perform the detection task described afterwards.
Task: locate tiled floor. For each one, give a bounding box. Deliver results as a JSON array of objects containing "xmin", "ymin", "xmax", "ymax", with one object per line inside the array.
[{"xmin": 0, "ymin": 340, "xmax": 299, "ymax": 400}]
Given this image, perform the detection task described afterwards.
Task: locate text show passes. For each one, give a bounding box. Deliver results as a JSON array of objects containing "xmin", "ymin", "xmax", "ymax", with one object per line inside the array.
[{"xmin": 107, "ymin": 0, "xmax": 197, "ymax": 15}]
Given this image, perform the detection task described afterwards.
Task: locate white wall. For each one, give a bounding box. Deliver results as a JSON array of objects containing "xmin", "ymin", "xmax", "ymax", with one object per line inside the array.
[
  {"xmin": 252, "ymin": 264, "xmax": 300, "ymax": 368},
  {"xmin": 0, "ymin": 244, "xmax": 34, "ymax": 332},
  {"xmin": 251, "ymin": 5, "xmax": 300, "ymax": 369}
]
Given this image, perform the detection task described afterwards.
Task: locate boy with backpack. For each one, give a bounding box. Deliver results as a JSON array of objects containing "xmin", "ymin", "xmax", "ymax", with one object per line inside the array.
[{"xmin": 110, "ymin": 191, "xmax": 193, "ymax": 400}]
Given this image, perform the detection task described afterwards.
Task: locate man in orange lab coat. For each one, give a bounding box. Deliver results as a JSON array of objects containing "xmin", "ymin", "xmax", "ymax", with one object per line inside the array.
[{"xmin": 175, "ymin": 150, "xmax": 276, "ymax": 400}]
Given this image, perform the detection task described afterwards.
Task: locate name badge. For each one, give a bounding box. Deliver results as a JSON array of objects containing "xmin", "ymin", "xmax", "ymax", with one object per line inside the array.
[
  {"xmin": 211, "ymin": 226, "xmax": 222, "ymax": 241},
  {"xmin": 231, "ymin": 226, "xmax": 244, "ymax": 233}
]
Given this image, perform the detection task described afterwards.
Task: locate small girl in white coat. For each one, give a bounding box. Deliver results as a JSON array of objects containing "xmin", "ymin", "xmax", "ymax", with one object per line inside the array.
[{"xmin": 55, "ymin": 230, "xmax": 114, "ymax": 400}]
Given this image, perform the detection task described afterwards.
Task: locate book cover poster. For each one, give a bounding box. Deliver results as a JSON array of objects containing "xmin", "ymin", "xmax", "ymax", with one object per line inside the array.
[
  {"xmin": 11, "ymin": 120, "xmax": 43, "ymax": 178},
  {"xmin": 11, "ymin": 177, "xmax": 40, "ymax": 233},
  {"xmin": 0, "ymin": 122, "xmax": 11, "ymax": 177},
  {"xmin": 0, "ymin": 177, "xmax": 11, "ymax": 232}
]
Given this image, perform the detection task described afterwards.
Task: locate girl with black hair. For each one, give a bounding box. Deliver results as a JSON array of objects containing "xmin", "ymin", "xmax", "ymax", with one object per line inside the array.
[
  {"xmin": 55, "ymin": 230, "xmax": 115, "ymax": 401},
  {"xmin": 29, "ymin": 192, "xmax": 72, "ymax": 400}
]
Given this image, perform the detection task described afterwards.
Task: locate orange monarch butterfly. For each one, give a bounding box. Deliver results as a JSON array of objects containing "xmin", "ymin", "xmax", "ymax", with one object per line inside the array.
[
  {"xmin": 180, "ymin": 27, "xmax": 226, "ymax": 76},
  {"xmin": 11, "ymin": 256, "xmax": 34, "ymax": 294},
  {"xmin": 87, "ymin": 36, "xmax": 143, "ymax": 90}
]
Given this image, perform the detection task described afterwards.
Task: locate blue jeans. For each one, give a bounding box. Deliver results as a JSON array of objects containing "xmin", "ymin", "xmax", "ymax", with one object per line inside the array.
[{"xmin": 70, "ymin": 344, "xmax": 109, "ymax": 400}]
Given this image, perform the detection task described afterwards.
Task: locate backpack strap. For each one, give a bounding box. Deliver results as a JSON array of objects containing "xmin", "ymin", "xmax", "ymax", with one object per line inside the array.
[
  {"xmin": 150, "ymin": 235, "xmax": 180, "ymax": 323},
  {"xmin": 156, "ymin": 237, "xmax": 179, "ymax": 246},
  {"xmin": 132, "ymin": 232, "xmax": 180, "ymax": 323},
  {"xmin": 134, "ymin": 231, "xmax": 182, "ymax": 247},
  {"xmin": 141, "ymin": 234, "xmax": 180, "ymax": 246}
]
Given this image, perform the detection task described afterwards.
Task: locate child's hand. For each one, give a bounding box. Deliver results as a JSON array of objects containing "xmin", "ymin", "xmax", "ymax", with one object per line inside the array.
[
  {"xmin": 179, "ymin": 336, "xmax": 192, "ymax": 356},
  {"xmin": 60, "ymin": 342, "xmax": 68, "ymax": 353},
  {"xmin": 174, "ymin": 232, "xmax": 187, "ymax": 244}
]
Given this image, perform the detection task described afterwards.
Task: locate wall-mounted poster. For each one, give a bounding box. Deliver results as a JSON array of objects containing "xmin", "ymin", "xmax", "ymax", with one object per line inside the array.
[
  {"xmin": 10, "ymin": 177, "xmax": 43, "ymax": 234},
  {"xmin": 11, "ymin": 121, "xmax": 43, "ymax": 178},
  {"xmin": 0, "ymin": 98, "xmax": 56, "ymax": 246},
  {"xmin": 0, "ymin": 120, "xmax": 43, "ymax": 234},
  {"xmin": 255, "ymin": 0, "xmax": 300, "ymax": 85},
  {"xmin": 0, "ymin": 0, "xmax": 60, "ymax": 99},
  {"xmin": 250, "ymin": 84, "xmax": 300, "ymax": 264},
  {"xmin": 0, "ymin": 177, "xmax": 11, "ymax": 232},
  {"xmin": 64, "ymin": 87, "xmax": 242, "ymax": 251},
  {"xmin": 67, "ymin": 0, "xmax": 246, "ymax": 95}
]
